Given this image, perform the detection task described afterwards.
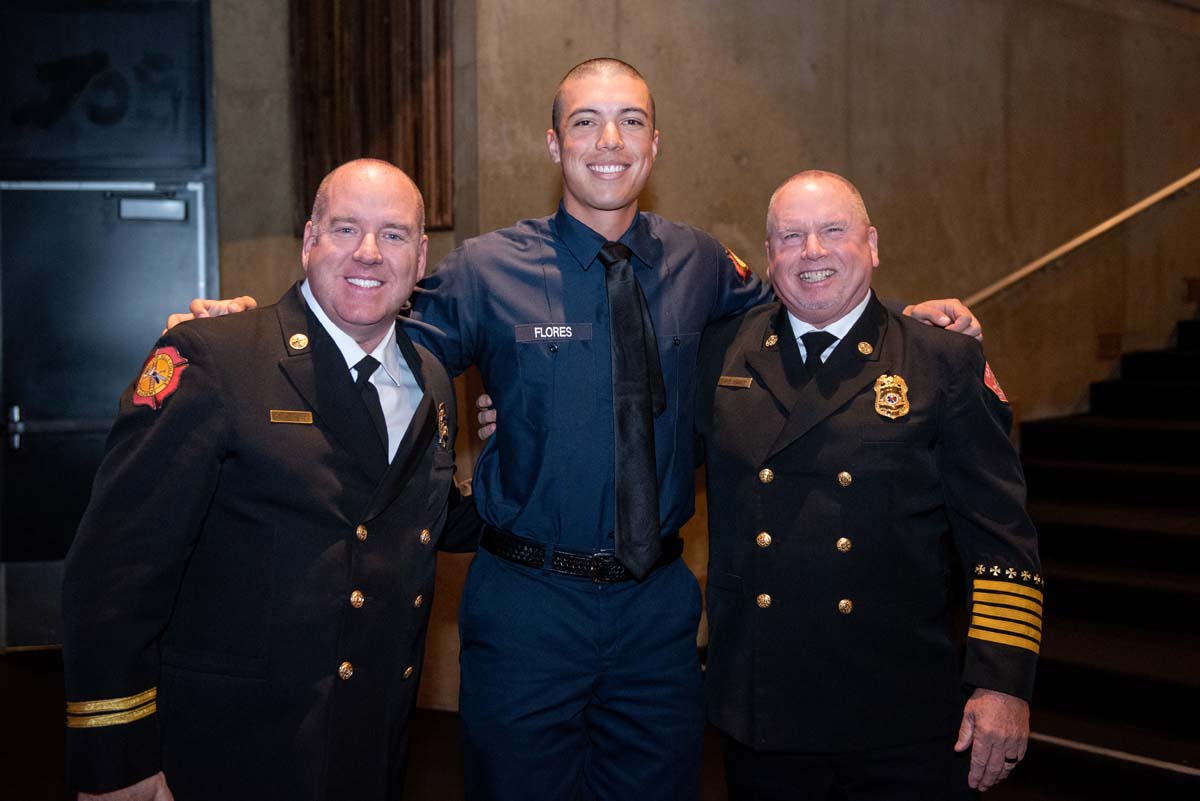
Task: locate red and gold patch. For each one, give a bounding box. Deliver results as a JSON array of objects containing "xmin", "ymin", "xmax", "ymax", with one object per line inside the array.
[
  {"xmin": 983, "ymin": 361, "xmax": 1008, "ymax": 404},
  {"xmin": 132, "ymin": 346, "xmax": 189, "ymax": 410},
  {"xmin": 723, "ymin": 245, "xmax": 751, "ymax": 281}
]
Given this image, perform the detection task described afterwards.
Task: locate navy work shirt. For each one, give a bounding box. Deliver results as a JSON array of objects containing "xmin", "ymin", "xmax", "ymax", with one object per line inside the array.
[{"xmin": 405, "ymin": 205, "xmax": 769, "ymax": 551}]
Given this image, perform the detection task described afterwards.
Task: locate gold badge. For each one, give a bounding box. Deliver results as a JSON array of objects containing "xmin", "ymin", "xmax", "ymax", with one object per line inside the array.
[
  {"xmin": 288, "ymin": 333, "xmax": 309, "ymax": 350},
  {"xmin": 437, "ymin": 402, "xmax": 449, "ymax": 449},
  {"xmin": 873, "ymin": 374, "xmax": 910, "ymax": 419},
  {"xmin": 764, "ymin": 334, "xmax": 779, "ymax": 348},
  {"xmin": 857, "ymin": 341, "xmax": 873, "ymax": 355}
]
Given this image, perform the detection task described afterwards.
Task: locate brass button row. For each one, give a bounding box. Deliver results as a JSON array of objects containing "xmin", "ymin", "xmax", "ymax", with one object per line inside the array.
[
  {"xmin": 758, "ymin": 469, "xmax": 853, "ymax": 487},
  {"xmin": 340, "ymin": 662, "xmax": 416, "ymax": 681},
  {"xmin": 752, "ymin": 594, "xmax": 853, "ymax": 614},
  {"xmin": 357, "ymin": 524, "xmax": 433, "ymax": 546}
]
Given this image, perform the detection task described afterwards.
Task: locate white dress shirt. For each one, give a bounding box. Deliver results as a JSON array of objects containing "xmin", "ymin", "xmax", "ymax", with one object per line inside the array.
[
  {"xmin": 301, "ymin": 281, "xmax": 423, "ymax": 462},
  {"xmin": 787, "ymin": 290, "xmax": 873, "ymax": 364}
]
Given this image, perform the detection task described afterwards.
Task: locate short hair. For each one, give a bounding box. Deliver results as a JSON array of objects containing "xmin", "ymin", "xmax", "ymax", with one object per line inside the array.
[
  {"xmin": 551, "ymin": 58, "xmax": 656, "ymax": 137},
  {"xmin": 766, "ymin": 170, "xmax": 871, "ymax": 236},
  {"xmin": 310, "ymin": 158, "xmax": 425, "ymax": 234}
]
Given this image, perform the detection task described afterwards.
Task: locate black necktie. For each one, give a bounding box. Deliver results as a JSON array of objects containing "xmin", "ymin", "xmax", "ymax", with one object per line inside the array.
[
  {"xmin": 354, "ymin": 355, "xmax": 389, "ymax": 452},
  {"xmin": 800, "ymin": 331, "xmax": 838, "ymax": 379},
  {"xmin": 597, "ymin": 241, "xmax": 666, "ymax": 580}
]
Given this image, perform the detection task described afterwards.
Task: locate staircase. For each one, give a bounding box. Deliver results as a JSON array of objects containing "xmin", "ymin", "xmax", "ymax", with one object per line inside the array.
[{"xmin": 995, "ymin": 318, "xmax": 1200, "ymax": 799}]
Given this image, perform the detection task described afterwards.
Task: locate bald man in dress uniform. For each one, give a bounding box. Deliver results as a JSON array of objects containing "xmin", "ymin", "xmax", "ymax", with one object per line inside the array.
[
  {"xmin": 696, "ymin": 171, "xmax": 1041, "ymax": 800},
  {"xmin": 62, "ymin": 160, "xmax": 478, "ymax": 801}
]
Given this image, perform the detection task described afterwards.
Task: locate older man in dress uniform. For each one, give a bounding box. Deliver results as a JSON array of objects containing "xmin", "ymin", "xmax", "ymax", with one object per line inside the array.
[
  {"xmin": 62, "ymin": 159, "xmax": 478, "ymax": 801},
  {"xmin": 696, "ymin": 171, "xmax": 1041, "ymax": 800}
]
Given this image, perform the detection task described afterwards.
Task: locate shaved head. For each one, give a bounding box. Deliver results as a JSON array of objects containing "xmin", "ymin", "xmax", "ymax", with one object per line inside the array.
[
  {"xmin": 311, "ymin": 158, "xmax": 425, "ymax": 235},
  {"xmin": 551, "ymin": 58, "xmax": 655, "ymax": 137},
  {"xmin": 767, "ymin": 170, "xmax": 870, "ymax": 237}
]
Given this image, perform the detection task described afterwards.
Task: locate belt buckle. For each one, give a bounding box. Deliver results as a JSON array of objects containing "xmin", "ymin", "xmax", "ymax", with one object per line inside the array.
[{"xmin": 588, "ymin": 552, "xmax": 619, "ymax": 583}]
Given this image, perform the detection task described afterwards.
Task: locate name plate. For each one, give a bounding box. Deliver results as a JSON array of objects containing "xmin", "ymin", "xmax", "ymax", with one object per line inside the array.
[
  {"xmin": 270, "ymin": 410, "xmax": 314, "ymax": 425},
  {"xmin": 515, "ymin": 323, "xmax": 593, "ymax": 342},
  {"xmin": 718, "ymin": 376, "xmax": 753, "ymax": 388}
]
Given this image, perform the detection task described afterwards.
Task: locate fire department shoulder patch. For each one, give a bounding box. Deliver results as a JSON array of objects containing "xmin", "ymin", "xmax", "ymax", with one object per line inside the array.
[
  {"xmin": 723, "ymin": 245, "xmax": 751, "ymax": 281},
  {"xmin": 983, "ymin": 361, "xmax": 1008, "ymax": 404},
  {"xmin": 133, "ymin": 346, "xmax": 189, "ymax": 410}
]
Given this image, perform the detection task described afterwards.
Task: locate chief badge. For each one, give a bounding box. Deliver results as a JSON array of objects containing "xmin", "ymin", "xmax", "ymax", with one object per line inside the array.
[
  {"xmin": 437, "ymin": 402, "xmax": 449, "ymax": 449},
  {"xmin": 873, "ymin": 373, "xmax": 910, "ymax": 419},
  {"xmin": 133, "ymin": 346, "xmax": 189, "ymax": 410}
]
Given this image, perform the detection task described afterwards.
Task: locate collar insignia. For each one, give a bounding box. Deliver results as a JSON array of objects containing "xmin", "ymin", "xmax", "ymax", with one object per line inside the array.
[{"xmin": 437, "ymin": 402, "xmax": 450, "ymax": 449}]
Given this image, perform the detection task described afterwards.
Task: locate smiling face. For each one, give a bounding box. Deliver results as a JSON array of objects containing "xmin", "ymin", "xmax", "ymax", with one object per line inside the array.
[
  {"xmin": 765, "ymin": 174, "xmax": 879, "ymax": 328},
  {"xmin": 301, "ymin": 161, "xmax": 428, "ymax": 351},
  {"xmin": 546, "ymin": 70, "xmax": 659, "ymax": 240}
]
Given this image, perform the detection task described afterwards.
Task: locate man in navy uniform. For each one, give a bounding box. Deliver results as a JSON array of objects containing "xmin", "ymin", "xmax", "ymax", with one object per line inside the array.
[
  {"xmin": 696, "ymin": 171, "xmax": 1040, "ymax": 800},
  {"xmin": 184, "ymin": 61, "xmax": 980, "ymax": 800},
  {"xmin": 63, "ymin": 159, "xmax": 478, "ymax": 801}
]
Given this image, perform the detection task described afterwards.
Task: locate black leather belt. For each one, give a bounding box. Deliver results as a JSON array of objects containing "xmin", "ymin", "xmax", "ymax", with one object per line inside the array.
[{"xmin": 481, "ymin": 526, "xmax": 683, "ymax": 583}]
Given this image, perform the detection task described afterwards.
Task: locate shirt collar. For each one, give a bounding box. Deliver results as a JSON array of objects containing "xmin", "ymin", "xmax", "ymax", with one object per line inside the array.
[
  {"xmin": 552, "ymin": 202, "xmax": 656, "ymax": 271},
  {"xmin": 787, "ymin": 289, "xmax": 874, "ymax": 343},
  {"xmin": 300, "ymin": 279, "xmax": 404, "ymax": 385}
]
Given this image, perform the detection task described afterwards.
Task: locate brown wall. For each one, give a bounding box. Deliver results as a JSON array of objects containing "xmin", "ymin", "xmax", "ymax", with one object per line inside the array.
[{"xmin": 211, "ymin": 0, "xmax": 1200, "ymax": 711}]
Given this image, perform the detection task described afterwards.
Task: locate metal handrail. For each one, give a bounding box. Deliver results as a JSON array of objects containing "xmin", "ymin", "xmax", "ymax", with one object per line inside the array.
[{"xmin": 964, "ymin": 165, "xmax": 1200, "ymax": 307}]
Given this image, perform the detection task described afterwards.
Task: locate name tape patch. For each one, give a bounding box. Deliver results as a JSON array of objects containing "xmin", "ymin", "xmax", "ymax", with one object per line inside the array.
[{"xmin": 515, "ymin": 323, "xmax": 593, "ymax": 343}]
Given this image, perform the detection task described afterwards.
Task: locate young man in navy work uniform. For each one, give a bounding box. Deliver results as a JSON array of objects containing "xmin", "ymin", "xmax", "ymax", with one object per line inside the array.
[
  {"xmin": 63, "ymin": 160, "xmax": 479, "ymax": 801},
  {"xmin": 696, "ymin": 172, "xmax": 1040, "ymax": 800},
  {"xmin": 187, "ymin": 61, "xmax": 980, "ymax": 801}
]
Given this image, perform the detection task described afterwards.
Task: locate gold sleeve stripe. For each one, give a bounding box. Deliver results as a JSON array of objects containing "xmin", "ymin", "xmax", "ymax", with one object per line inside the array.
[
  {"xmin": 974, "ymin": 603, "xmax": 1043, "ymax": 628},
  {"xmin": 66, "ymin": 701, "xmax": 156, "ymax": 729},
  {"xmin": 974, "ymin": 579, "xmax": 1044, "ymax": 603},
  {"xmin": 973, "ymin": 591, "xmax": 1043, "ymax": 615},
  {"xmin": 968, "ymin": 627, "xmax": 1040, "ymax": 655},
  {"xmin": 971, "ymin": 615, "xmax": 1042, "ymax": 643},
  {"xmin": 65, "ymin": 687, "xmax": 157, "ymax": 715}
]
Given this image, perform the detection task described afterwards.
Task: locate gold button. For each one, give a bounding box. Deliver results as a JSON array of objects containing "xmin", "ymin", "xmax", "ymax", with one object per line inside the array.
[
  {"xmin": 837, "ymin": 471, "xmax": 852, "ymax": 487},
  {"xmin": 289, "ymin": 333, "xmax": 310, "ymax": 350},
  {"xmin": 413, "ymin": 594, "xmax": 424, "ymax": 609},
  {"xmin": 403, "ymin": 665, "xmax": 414, "ymax": 680},
  {"xmin": 756, "ymin": 594, "xmax": 772, "ymax": 609},
  {"xmin": 356, "ymin": 524, "xmax": 368, "ymax": 541},
  {"xmin": 349, "ymin": 590, "xmax": 365, "ymax": 608},
  {"xmin": 419, "ymin": 528, "xmax": 432, "ymax": 545},
  {"xmin": 756, "ymin": 531, "xmax": 772, "ymax": 548},
  {"xmin": 838, "ymin": 599, "xmax": 853, "ymax": 614},
  {"xmin": 759, "ymin": 468, "xmax": 775, "ymax": 484},
  {"xmin": 836, "ymin": 537, "xmax": 852, "ymax": 553},
  {"xmin": 338, "ymin": 661, "xmax": 354, "ymax": 680},
  {"xmin": 764, "ymin": 334, "xmax": 779, "ymax": 348},
  {"xmin": 857, "ymin": 341, "xmax": 873, "ymax": 355}
]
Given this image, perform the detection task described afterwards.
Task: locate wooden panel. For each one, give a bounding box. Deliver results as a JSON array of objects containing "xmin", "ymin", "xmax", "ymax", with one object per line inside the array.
[{"xmin": 291, "ymin": 0, "xmax": 453, "ymax": 231}]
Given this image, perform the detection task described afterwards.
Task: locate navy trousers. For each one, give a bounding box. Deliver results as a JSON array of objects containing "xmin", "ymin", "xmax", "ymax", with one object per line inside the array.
[{"xmin": 459, "ymin": 549, "xmax": 705, "ymax": 801}]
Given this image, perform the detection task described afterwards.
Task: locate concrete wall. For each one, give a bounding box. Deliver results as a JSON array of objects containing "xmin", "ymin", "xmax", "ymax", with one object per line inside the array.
[{"xmin": 211, "ymin": 0, "xmax": 1200, "ymax": 711}]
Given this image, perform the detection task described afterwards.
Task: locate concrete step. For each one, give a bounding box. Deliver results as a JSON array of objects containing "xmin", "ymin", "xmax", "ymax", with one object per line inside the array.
[
  {"xmin": 1089, "ymin": 379, "xmax": 1200, "ymax": 419},
  {"xmin": 1040, "ymin": 562, "xmax": 1200, "ymax": 631},
  {"xmin": 1031, "ymin": 502, "xmax": 1200, "ymax": 572},
  {"xmin": 1020, "ymin": 415, "xmax": 1200, "ymax": 466},
  {"xmin": 1178, "ymin": 320, "xmax": 1200, "ymax": 350},
  {"xmin": 1121, "ymin": 349, "xmax": 1200, "ymax": 381},
  {"xmin": 1023, "ymin": 458, "xmax": 1200, "ymax": 508}
]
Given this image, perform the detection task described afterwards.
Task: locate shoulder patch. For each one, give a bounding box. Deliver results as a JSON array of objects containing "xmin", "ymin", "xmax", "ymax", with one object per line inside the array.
[
  {"xmin": 133, "ymin": 346, "xmax": 189, "ymax": 410},
  {"xmin": 983, "ymin": 361, "xmax": 1008, "ymax": 404},
  {"xmin": 723, "ymin": 245, "xmax": 751, "ymax": 281}
]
